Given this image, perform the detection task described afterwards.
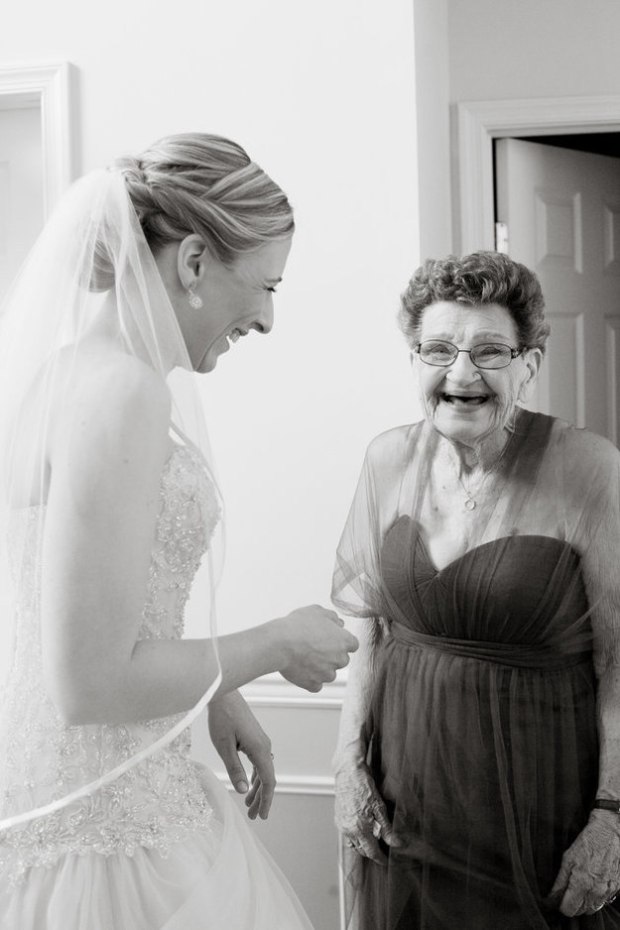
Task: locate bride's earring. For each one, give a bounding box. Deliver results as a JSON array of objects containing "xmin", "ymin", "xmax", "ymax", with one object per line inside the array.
[{"xmin": 187, "ymin": 285, "xmax": 203, "ymax": 310}]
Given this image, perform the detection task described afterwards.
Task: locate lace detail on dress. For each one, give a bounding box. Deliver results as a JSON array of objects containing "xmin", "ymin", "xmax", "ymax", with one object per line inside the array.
[{"xmin": 0, "ymin": 442, "xmax": 221, "ymax": 886}]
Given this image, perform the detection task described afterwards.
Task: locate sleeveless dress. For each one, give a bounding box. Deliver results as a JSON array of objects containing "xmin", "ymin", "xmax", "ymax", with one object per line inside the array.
[
  {"xmin": 339, "ymin": 413, "xmax": 620, "ymax": 930},
  {"xmin": 0, "ymin": 440, "xmax": 313, "ymax": 930}
]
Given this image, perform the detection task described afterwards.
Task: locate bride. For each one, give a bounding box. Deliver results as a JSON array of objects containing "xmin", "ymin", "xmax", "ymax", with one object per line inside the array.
[{"xmin": 0, "ymin": 132, "xmax": 357, "ymax": 929}]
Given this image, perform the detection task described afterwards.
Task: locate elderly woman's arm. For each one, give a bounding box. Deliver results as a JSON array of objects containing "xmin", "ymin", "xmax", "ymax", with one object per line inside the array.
[
  {"xmin": 333, "ymin": 620, "xmax": 401, "ymax": 864},
  {"xmin": 550, "ymin": 435, "xmax": 620, "ymax": 917},
  {"xmin": 550, "ymin": 655, "xmax": 620, "ymax": 917}
]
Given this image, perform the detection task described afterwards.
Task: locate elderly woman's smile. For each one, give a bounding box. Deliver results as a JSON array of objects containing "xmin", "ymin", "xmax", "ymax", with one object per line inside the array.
[
  {"xmin": 414, "ymin": 300, "xmax": 535, "ymax": 447},
  {"xmin": 438, "ymin": 390, "xmax": 491, "ymax": 407}
]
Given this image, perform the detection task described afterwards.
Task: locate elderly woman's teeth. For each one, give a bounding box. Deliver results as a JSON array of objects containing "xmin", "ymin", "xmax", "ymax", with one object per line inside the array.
[
  {"xmin": 441, "ymin": 393, "xmax": 488, "ymax": 405},
  {"xmin": 229, "ymin": 329, "xmax": 242, "ymax": 343}
]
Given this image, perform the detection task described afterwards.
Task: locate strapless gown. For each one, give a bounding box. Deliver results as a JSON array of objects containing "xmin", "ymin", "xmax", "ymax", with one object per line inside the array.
[
  {"xmin": 353, "ymin": 521, "xmax": 620, "ymax": 930},
  {"xmin": 0, "ymin": 440, "xmax": 313, "ymax": 930}
]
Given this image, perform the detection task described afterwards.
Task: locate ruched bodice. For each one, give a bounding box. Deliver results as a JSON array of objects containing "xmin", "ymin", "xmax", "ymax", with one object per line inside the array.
[
  {"xmin": 382, "ymin": 522, "xmax": 592, "ymax": 667},
  {"xmin": 0, "ymin": 440, "xmax": 221, "ymax": 887}
]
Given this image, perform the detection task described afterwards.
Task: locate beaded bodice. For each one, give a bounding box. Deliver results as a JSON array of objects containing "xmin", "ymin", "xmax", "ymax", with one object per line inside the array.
[{"xmin": 0, "ymin": 440, "xmax": 221, "ymax": 885}]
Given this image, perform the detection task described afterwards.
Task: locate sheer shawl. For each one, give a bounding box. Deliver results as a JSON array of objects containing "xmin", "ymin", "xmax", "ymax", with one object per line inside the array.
[
  {"xmin": 333, "ymin": 409, "xmax": 620, "ymax": 929},
  {"xmin": 0, "ymin": 171, "xmax": 222, "ymax": 829},
  {"xmin": 334, "ymin": 411, "xmax": 620, "ymax": 640}
]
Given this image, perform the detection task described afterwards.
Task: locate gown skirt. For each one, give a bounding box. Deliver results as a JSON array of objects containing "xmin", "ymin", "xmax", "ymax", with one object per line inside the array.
[
  {"xmin": 0, "ymin": 765, "xmax": 314, "ymax": 930},
  {"xmin": 346, "ymin": 521, "xmax": 620, "ymax": 930}
]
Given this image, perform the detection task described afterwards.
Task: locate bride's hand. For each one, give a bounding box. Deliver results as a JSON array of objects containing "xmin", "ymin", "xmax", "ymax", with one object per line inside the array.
[
  {"xmin": 208, "ymin": 690, "xmax": 276, "ymax": 820},
  {"xmin": 275, "ymin": 606, "xmax": 358, "ymax": 692}
]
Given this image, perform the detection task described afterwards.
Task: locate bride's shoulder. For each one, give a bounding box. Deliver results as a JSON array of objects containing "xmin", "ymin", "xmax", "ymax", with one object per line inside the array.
[
  {"xmin": 50, "ymin": 344, "xmax": 171, "ymax": 458},
  {"xmin": 57, "ymin": 343, "xmax": 169, "ymax": 412}
]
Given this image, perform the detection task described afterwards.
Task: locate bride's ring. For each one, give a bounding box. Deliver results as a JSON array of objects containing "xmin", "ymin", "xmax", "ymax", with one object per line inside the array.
[{"xmin": 345, "ymin": 839, "xmax": 355, "ymax": 848}]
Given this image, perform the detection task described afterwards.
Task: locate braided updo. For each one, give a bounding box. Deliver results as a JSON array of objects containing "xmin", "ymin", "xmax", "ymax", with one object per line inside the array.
[{"xmin": 92, "ymin": 132, "xmax": 294, "ymax": 289}]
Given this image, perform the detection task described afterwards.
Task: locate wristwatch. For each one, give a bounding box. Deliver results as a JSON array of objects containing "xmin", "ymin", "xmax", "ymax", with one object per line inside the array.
[{"xmin": 593, "ymin": 798, "xmax": 620, "ymax": 813}]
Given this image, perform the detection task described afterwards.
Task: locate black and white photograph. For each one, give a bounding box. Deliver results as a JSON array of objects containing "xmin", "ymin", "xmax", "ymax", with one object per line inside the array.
[{"xmin": 0, "ymin": 2, "xmax": 619, "ymax": 928}]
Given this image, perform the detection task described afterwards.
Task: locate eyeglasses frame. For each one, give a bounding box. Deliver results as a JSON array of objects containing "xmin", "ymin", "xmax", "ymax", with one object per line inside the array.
[{"xmin": 413, "ymin": 340, "xmax": 529, "ymax": 370}]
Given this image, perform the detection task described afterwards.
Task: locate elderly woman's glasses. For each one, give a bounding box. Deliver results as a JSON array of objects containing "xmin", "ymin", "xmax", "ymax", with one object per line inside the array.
[{"xmin": 414, "ymin": 340, "xmax": 526, "ymax": 370}]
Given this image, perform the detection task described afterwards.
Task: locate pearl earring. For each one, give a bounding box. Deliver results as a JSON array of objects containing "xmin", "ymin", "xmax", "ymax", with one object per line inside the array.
[{"xmin": 187, "ymin": 286, "xmax": 203, "ymax": 310}]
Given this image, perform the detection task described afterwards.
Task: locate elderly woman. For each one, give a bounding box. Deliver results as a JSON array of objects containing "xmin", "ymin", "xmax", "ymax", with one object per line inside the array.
[{"xmin": 332, "ymin": 251, "xmax": 620, "ymax": 929}]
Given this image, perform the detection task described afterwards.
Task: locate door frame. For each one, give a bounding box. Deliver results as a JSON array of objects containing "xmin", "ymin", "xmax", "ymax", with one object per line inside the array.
[
  {"xmin": 0, "ymin": 60, "xmax": 75, "ymax": 216},
  {"xmin": 456, "ymin": 95, "xmax": 620, "ymax": 252}
]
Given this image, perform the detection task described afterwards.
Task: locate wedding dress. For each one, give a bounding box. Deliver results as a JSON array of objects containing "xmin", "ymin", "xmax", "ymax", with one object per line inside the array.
[{"xmin": 0, "ymin": 434, "xmax": 313, "ymax": 929}]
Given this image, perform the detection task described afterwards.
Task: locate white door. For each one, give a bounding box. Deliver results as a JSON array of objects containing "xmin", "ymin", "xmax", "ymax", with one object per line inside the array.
[
  {"xmin": 495, "ymin": 137, "xmax": 620, "ymax": 444},
  {"xmin": 0, "ymin": 104, "xmax": 44, "ymax": 304}
]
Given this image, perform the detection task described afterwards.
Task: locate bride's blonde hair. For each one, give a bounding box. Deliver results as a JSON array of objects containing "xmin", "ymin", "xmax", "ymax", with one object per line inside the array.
[{"xmin": 92, "ymin": 132, "xmax": 294, "ymax": 289}]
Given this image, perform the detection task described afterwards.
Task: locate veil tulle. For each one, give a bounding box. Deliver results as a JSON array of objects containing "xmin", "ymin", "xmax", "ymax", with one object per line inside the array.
[{"xmin": 0, "ymin": 169, "xmax": 223, "ymax": 829}]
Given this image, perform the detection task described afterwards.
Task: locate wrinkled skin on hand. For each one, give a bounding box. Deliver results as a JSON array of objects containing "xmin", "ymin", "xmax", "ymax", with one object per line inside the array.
[
  {"xmin": 548, "ymin": 811, "xmax": 620, "ymax": 915},
  {"xmin": 208, "ymin": 690, "xmax": 276, "ymax": 820},
  {"xmin": 335, "ymin": 760, "xmax": 402, "ymax": 865}
]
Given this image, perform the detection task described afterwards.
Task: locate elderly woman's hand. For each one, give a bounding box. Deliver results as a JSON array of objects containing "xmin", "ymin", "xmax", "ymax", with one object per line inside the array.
[
  {"xmin": 335, "ymin": 760, "xmax": 401, "ymax": 865},
  {"xmin": 548, "ymin": 811, "xmax": 620, "ymax": 915}
]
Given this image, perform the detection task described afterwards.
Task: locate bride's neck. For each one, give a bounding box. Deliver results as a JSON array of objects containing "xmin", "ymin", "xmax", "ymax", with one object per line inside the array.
[
  {"xmin": 83, "ymin": 296, "xmax": 176, "ymax": 375},
  {"xmin": 84, "ymin": 293, "xmax": 123, "ymax": 343}
]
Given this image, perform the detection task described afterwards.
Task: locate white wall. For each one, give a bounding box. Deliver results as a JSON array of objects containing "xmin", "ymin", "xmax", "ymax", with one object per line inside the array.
[
  {"xmin": 0, "ymin": 2, "xmax": 421, "ymax": 634},
  {"xmin": 0, "ymin": 0, "xmax": 421, "ymax": 644},
  {"xmin": 194, "ymin": 9, "xmax": 421, "ymax": 640},
  {"xmin": 413, "ymin": 0, "xmax": 452, "ymax": 259},
  {"xmin": 448, "ymin": 0, "xmax": 620, "ymax": 102},
  {"xmin": 0, "ymin": 3, "xmax": 420, "ymax": 927}
]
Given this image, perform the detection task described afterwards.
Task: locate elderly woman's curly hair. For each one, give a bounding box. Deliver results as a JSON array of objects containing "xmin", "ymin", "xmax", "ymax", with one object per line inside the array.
[{"xmin": 399, "ymin": 251, "xmax": 550, "ymax": 354}]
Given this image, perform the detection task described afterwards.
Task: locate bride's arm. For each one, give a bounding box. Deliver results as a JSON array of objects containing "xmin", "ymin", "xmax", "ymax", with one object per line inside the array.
[{"xmin": 42, "ymin": 360, "xmax": 356, "ymax": 725}]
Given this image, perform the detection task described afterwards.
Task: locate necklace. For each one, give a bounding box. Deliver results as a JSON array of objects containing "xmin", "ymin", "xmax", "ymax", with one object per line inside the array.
[
  {"xmin": 455, "ymin": 470, "xmax": 488, "ymax": 511},
  {"xmin": 449, "ymin": 437, "xmax": 511, "ymax": 512}
]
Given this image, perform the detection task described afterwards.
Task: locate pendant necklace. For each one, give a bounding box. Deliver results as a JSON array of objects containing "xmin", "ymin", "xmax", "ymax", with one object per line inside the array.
[
  {"xmin": 452, "ymin": 440, "xmax": 510, "ymax": 512},
  {"xmin": 456, "ymin": 472, "xmax": 486, "ymax": 511}
]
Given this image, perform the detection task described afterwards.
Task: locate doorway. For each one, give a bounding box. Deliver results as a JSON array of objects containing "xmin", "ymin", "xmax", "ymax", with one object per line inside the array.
[
  {"xmin": 0, "ymin": 61, "xmax": 74, "ymax": 306},
  {"xmin": 0, "ymin": 99, "xmax": 44, "ymax": 301},
  {"xmin": 456, "ymin": 96, "xmax": 620, "ymax": 445},
  {"xmin": 494, "ymin": 134, "xmax": 620, "ymax": 442}
]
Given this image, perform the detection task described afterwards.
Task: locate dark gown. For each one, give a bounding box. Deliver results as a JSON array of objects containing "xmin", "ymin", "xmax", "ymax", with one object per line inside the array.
[{"xmin": 348, "ymin": 423, "xmax": 620, "ymax": 929}]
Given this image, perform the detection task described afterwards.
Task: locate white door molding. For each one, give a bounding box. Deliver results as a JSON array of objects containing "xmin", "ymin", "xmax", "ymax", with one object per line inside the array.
[
  {"xmin": 0, "ymin": 61, "xmax": 74, "ymax": 216},
  {"xmin": 456, "ymin": 96, "xmax": 620, "ymax": 253}
]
